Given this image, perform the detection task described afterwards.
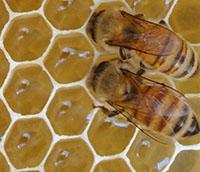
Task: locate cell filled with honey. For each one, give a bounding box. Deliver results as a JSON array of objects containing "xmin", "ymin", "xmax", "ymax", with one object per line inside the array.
[
  {"xmin": 4, "ymin": 118, "xmax": 52, "ymax": 169},
  {"xmin": 0, "ymin": 0, "xmax": 9, "ymax": 34},
  {"xmin": 6, "ymin": 0, "xmax": 43, "ymax": 12},
  {"xmin": 3, "ymin": 13, "xmax": 52, "ymax": 61},
  {"xmin": 44, "ymin": 138, "xmax": 94, "ymax": 172},
  {"xmin": 88, "ymin": 110, "xmax": 135, "ymax": 156},
  {"xmin": 169, "ymin": 150, "xmax": 200, "ymax": 172},
  {"xmin": 0, "ymin": 152, "xmax": 10, "ymax": 172},
  {"xmin": 44, "ymin": 33, "xmax": 93, "ymax": 83},
  {"xmin": 94, "ymin": 158, "xmax": 131, "ymax": 172},
  {"xmin": 0, "ymin": 99, "xmax": 11, "ymax": 137},
  {"xmin": 132, "ymin": 0, "xmax": 174, "ymax": 21},
  {"xmin": 46, "ymin": 86, "xmax": 93, "ymax": 135},
  {"xmin": 127, "ymin": 132, "xmax": 175, "ymax": 172},
  {"xmin": 44, "ymin": 0, "xmax": 93, "ymax": 30},
  {"xmin": 4, "ymin": 64, "xmax": 53, "ymax": 115},
  {"xmin": 0, "ymin": 49, "xmax": 9, "ymax": 87},
  {"xmin": 169, "ymin": 0, "xmax": 200, "ymax": 43}
]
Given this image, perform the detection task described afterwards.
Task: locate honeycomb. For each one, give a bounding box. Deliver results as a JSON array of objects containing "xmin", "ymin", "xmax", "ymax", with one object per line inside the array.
[{"xmin": 0, "ymin": 0, "xmax": 200, "ymax": 171}]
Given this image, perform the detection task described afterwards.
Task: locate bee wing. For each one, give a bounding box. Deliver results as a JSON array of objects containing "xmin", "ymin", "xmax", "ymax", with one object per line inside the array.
[
  {"xmin": 107, "ymin": 69, "xmax": 190, "ymax": 142},
  {"xmin": 107, "ymin": 100, "xmax": 170, "ymax": 144},
  {"xmin": 106, "ymin": 11, "xmax": 182, "ymax": 56}
]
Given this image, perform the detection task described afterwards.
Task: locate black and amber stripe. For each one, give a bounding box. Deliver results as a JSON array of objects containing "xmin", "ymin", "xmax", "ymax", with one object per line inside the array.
[
  {"xmin": 161, "ymin": 40, "xmax": 186, "ymax": 74},
  {"xmin": 157, "ymin": 98, "xmax": 179, "ymax": 132},
  {"xmin": 182, "ymin": 116, "xmax": 200, "ymax": 137},
  {"xmin": 169, "ymin": 104, "xmax": 189, "ymax": 136},
  {"xmin": 174, "ymin": 50, "xmax": 195, "ymax": 78}
]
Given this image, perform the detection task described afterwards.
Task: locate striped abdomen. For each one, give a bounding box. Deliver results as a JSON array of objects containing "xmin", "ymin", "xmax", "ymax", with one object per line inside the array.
[
  {"xmin": 126, "ymin": 86, "xmax": 200, "ymax": 139},
  {"xmin": 137, "ymin": 39, "xmax": 199, "ymax": 80}
]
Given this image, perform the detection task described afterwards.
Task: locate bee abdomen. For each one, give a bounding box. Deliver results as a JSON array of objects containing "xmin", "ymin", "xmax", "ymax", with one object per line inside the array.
[
  {"xmin": 182, "ymin": 116, "xmax": 200, "ymax": 137},
  {"xmin": 158, "ymin": 42, "xmax": 198, "ymax": 79}
]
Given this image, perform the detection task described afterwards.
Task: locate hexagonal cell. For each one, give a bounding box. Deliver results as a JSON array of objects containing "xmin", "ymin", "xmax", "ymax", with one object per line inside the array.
[
  {"xmin": 178, "ymin": 97, "xmax": 200, "ymax": 145},
  {"xmin": 174, "ymin": 68, "xmax": 200, "ymax": 94},
  {"xmin": 0, "ymin": 0, "xmax": 9, "ymax": 34},
  {"xmin": 88, "ymin": 110, "xmax": 135, "ymax": 156},
  {"xmin": 3, "ymin": 13, "xmax": 52, "ymax": 62},
  {"xmin": 169, "ymin": 0, "xmax": 200, "ymax": 43},
  {"xmin": 6, "ymin": 0, "xmax": 43, "ymax": 12},
  {"xmin": 44, "ymin": 33, "xmax": 93, "ymax": 83},
  {"xmin": 0, "ymin": 99, "xmax": 11, "ymax": 137},
  {"xmin": 4, "ymin": 118, "xmax": 52, "ymax": 169},
  {"xmin": 44, "ymin": 138, "xmax": 94, "ymax": 172},
  {"xmin": 94, "ymin": 158, "xmax": 131, "ymax": 172},
  {"xmin": 127, "ymin": 132, "xmax": 175, "ymax": 172},
  {"xmin": 46, "ymin": 86, "xmax": 93, "ymax": 135},
  {"xmin": 4, "ymin": 64, "xmax": 53, "ymax": 115},
  {"xmin": 0, "ymin": 152, "xmax": 10, "ymax": 172},
  {"xmin": 44, "ymin": 0, "xmax": 93, "ymax": 30},
  {"xmin": 169, "ymin": 150, "xmax": 200, "ymax": 172},
  {"xmin": 0, "ymin": 49, "xmax": 9, "ymax": 87},
  {"xmin": 132, "ymin": 0, "xmax": 174, "ymax": 21},
  {"xmin": 86, "ymin": 1, "xmax": 126, "ymax": 50}
]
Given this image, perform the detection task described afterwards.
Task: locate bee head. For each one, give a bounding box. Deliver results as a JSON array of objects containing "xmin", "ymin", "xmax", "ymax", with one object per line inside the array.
[
  {"xmin": 86, "ymin": 10, "xmax": 106, "ymax": 42},
  {"xmin": 87, "ymin": 9, "xmax": 125, "ymax": 53},
  {"xmin": 88, "ymin": 60, "xmax": 122, "ymax": 101}
]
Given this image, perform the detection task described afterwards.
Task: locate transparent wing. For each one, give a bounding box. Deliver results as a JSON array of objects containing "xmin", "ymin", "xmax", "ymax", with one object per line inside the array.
[
  {"xmin": 106, "ymin": 11, "xmax": 182, "ymax": 57},
  {"xmin": 106, "ymin": 69, "xmax": 190, "ymax": 142}
]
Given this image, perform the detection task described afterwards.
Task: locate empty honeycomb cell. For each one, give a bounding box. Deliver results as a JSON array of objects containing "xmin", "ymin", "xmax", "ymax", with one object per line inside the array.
[
  {"xmin": 132, "ymin": 0, "xmax": 174, "ymax": 21},
  {"xmin": 93, "ymin": 158, "xmax": 131, "ymax": 172},
  {"xmin": 0, "ymin": 152, "xmax": 10, "ymax": 172},
  {"xmin": 127, "ymin": 132, "xmax": 175, "ymax": 172},
  {"xmin": 4, "ymin": 118, "xmax": 52, "ymax": 169},
  {"xmin": 169, "ymin": 0, "xmax": 200, "ymax": 43},
  {"xmin": 44, "ymin": 138, "xmax": 94, "ymax": 172},
  {"xmin": 88, "ymin": 110, "xmax": 135, "ymax": 156},
  {"xmin": 178, "ymin": 97, "xmax": 200, "ymax": 145},
  {"xmin": 86, "ymin": 1, "xmax": 126, "ymax": 51},
  {"xmin": 169, "ymin": 150, "xmax": 200, "ymax": 172},
  {"xmin": 46, "ymin": 86, "xmax": 93, "ymax": 135},
  {"xmin": 4, "ymin": 64, "xmax": 53, "ymax": 115},
  {"xmin": 3, "ymin": 13, "xmax": 52, "ymax": 62},
  {"xmin": 0, "ymin": 99, "xmax": 11, "ymax": 137},
  {"xmin": 44, "ymin": 33, "xmax": 93, "ymax": 83},
  {"xmin": 0, "ymin": 0, "xmax": 9, "ymax": 34},
  {"xmin": 44, "ymin": 0, "xmax": 93, "ymax": 30},
  {"xmin": 0, "ymin": 49, "xmax": 9, "ymax": 87},
  {"xmin": 6, "ymin": 0, "xmax": 43, "ymax": 12}
]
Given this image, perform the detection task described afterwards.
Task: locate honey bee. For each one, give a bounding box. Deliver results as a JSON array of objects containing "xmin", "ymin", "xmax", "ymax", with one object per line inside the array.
[
  {"xmin": 87, "ymin": 9, "xmax": 199, "ymax": 79},
  {"xmin": 88, "ymin": 59, "xmax": 200, "ymax": 142}
]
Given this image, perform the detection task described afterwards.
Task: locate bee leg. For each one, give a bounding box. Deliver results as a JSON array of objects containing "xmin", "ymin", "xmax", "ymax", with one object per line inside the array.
[{"xmin": 93, "ymin": 105, "xmax": 120, "ymax": 117}]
